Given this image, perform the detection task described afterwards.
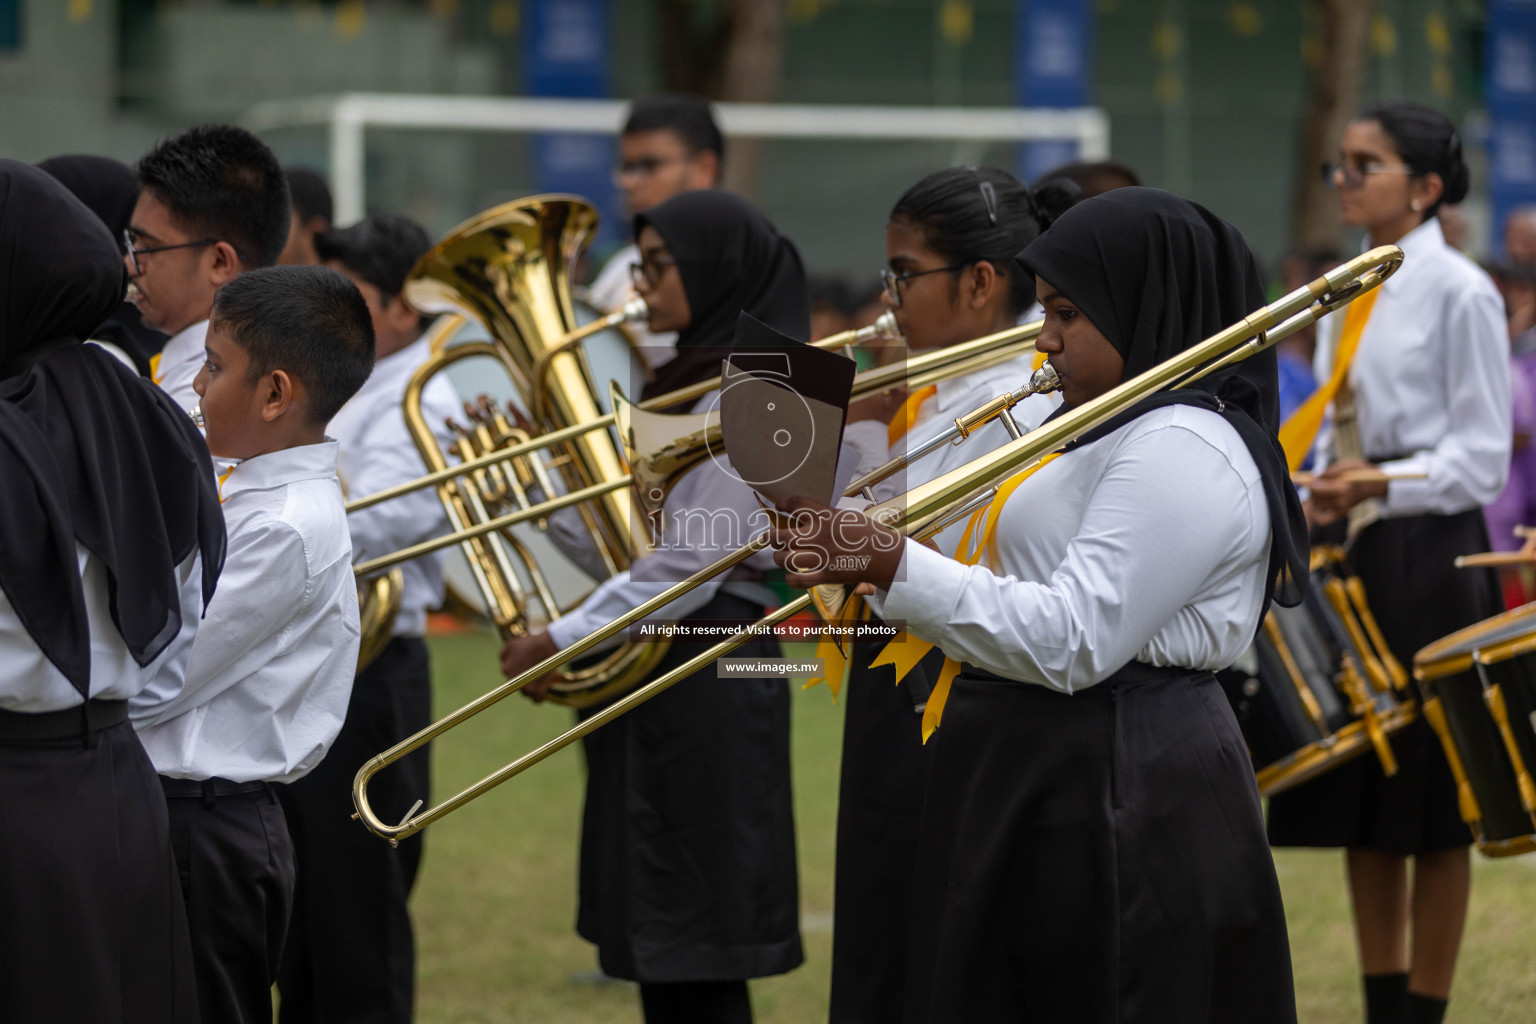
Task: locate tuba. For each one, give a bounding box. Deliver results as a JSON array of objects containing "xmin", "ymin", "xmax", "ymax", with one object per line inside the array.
[{"xmin": 389, "ymin": 196, "xmax": 667, "ymax": 708}]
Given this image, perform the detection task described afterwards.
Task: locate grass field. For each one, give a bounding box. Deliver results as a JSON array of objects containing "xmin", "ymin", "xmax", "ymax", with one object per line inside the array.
[{"xmin": 408, "ymin": 630, "xmax": 1536, "ymax": 1023}]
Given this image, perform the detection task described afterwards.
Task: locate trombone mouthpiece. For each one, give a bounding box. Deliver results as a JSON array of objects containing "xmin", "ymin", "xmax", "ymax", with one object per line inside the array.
[
  {"xmin": 188, "ymin": 403, "xmax": 205, "ymax": 428},
  {"xmin": 866, "ymin": 309, "xmax": 901, "ymax": 343},
  {"xmin": 1027, "ymin": 360, "xmax": 1062, "ymax": 395},
  {"xmin": 619, "ymin": 295, "xmax": 649, "ymax": 323}
]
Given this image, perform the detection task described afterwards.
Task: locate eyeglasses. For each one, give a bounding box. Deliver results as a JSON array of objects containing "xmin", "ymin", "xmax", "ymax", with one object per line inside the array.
[
  {"xmin": 123, "ymin": 228, "xmax": 220, "ymax": 275},
  {"xmin": 1320, "ymin": 161, "xmax": 1416, "ymax": 190},
  {"xmin": 629, "ymin": 254, "xmax": 678, "ymax": 290},
  {"xmin": 880, "ymin": 262, "xmax": 974, "ymax": 308},
  {"xmin": 614, "ymin": 156, "xmax": 685, "ymax": 182}
]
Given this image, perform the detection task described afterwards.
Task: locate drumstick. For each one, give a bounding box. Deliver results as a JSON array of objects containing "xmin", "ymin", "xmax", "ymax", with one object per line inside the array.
[
  {"xmin": 1454, "ymin": 551, "xmax": 1536, "ymax": 569},
  {"xmin": 1290, "ymin": 469, "xmax": 1428, "ymax": 486},
  {"xmin": 1456, "ymin": 524, "xmax": 1536, "ymax": 569}
]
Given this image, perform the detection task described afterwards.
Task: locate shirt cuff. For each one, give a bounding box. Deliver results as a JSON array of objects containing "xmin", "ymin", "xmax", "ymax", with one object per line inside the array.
[
  {"xmin": 1378, "ymin": 454, "xmax": 1431, "ymax": 516},
  {"xmin": 546, "ymin": 614, "xmax": 584, "ymax": 652},
  {"xmin": 876, "ymin": 539, "xmax": 970, "ymax": 641}
]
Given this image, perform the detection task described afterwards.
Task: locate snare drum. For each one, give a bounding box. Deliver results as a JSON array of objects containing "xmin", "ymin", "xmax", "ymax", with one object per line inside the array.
[
  {"xmin": 1221, "ymin": 548, "xmax": 1417, "ymax": 796},
  {"xmin": 1414, "ymin": 603, "xmax": 1536, "ymax": 857}
]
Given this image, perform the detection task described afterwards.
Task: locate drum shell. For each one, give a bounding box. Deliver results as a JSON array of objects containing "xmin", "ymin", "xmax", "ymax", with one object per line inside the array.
[{"xmin": 1422, "ymin": 653, "xmax": 1536, "ymax": 848}]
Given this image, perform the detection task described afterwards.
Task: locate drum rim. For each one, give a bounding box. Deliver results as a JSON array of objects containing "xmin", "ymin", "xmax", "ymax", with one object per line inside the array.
[{"xmin": 1413, "ymin": 601, "xmax": 1536, "ymax": 681}]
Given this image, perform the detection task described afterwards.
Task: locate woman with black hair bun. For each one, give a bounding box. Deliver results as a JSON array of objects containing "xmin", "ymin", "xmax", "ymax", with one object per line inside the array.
[
  {"xmin": 1267, "ymin": 101, "xmax": 1510, "ymax": 1024},
  {"xmin": 825, "ymin": 166, "xmax": 1075, "ymax": 1024}
]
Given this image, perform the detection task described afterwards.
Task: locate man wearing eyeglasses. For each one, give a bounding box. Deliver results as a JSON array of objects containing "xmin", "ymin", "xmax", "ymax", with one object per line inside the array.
[
  {"xmin": 126, "ymin": 125, "xmax": 292, "ymax": 415},
  {"xmin": 587, "ymin": 94, "xmax": 724, "ymax": 372}
]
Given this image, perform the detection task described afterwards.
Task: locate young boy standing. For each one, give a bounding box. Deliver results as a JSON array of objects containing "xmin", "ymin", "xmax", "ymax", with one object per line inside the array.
[
  {"xmin": 279, "ymin": 212, "xmax": 457, "ymax": 1024},
  {"xmin": 130, "ymin": 264, "xmax": 375, "ymax": 1024}
]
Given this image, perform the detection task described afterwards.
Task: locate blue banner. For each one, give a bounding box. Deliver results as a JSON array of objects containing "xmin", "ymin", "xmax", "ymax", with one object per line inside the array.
[
  {"xmin": 1487, "ymin": 1, "xmax": 1536, "ymax": 261},
  {"xmin": 523, "ymin": 0, "xmax": 620, "ymax": 244},
  {"xmin": 1014, "ymin": 0, "xmax": 1094, "ymax": 184},
  {"xmin": 0, "ymin": 0, "xmax": 19, "ymax": 53}
]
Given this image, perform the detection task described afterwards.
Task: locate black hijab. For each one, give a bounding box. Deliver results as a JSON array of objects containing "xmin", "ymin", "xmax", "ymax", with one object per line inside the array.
[
  {"xmin": 37, "ymin": 154, "xmax": 169, "ymax": 377},
  {"xmin": 1016, "ymin": 187, "xmax": 1308, "ymax": 615},
  {"xmin": 635, "ymin": 190, "xmax": 810, "ymax": 402},
  {"xmin": 0, "ymin": 160, "xmax": 225, "ymax": 697}
]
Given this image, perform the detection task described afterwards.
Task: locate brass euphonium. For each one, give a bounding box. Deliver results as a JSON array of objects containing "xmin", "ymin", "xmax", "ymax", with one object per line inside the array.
[{"xmin": 391, "ymin": 195, "xmax": 667, "ymax": 708}]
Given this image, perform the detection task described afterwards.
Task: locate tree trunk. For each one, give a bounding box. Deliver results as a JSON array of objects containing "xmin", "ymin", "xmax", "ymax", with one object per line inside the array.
[
  {"xmin": 652, "ymin": 0, "xmax": 785, "ymax": 199},
  {"xmin": 1293, "ymin": 0, "xmax": 1376, "ymax": 250}
]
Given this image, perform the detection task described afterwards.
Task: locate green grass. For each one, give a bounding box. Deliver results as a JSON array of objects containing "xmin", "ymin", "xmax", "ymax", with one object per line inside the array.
[{"xmin": 412, "ymin": 631, "xmax": 1536, "ymax": 1023}]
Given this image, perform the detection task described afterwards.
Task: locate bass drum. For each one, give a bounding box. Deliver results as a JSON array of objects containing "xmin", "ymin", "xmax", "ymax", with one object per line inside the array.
[
  {"xmin": 1219, "ymin": 547, "xmax": 1417, "ymax": 796},
  {"xmin": 437, "ymin": 297, "xmax": 648, "ymax": 623},
  {"xmin": 1415, "ymin": 602, "xmax": 1536, "ymax": 858}
]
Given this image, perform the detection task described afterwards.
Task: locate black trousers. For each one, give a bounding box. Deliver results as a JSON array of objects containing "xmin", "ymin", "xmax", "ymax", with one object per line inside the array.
[
  {"xmin": 278, "ymin": 637, "xmax": 432, "ymax": 1024},
  {"xmin": 164, "ymin": 778, "xmax": 296, "ymax": 1024},
  {"xmin": 0, "ymin": 716, "xmax": 198, "ymax": 1024}
]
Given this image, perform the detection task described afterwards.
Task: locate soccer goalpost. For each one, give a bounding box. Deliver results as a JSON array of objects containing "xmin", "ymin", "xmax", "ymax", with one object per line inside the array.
[{"xmin": 243, "ymin": 93, "xmax": 1111, "ymax": 225}]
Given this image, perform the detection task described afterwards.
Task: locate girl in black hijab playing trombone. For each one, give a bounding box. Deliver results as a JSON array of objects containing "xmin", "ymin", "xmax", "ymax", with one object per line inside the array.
[{"xmin": 770, "ymin": 187, "xmax": 1306, "ymax": 1023}]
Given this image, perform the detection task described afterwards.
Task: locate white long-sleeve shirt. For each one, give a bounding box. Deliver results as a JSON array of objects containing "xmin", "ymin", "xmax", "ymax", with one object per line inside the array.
[
  {"xmin": 840, "ymin": 349, "xmax": 1059, "ymax": 556},
  {"xmin": 868, "ymin": 403, "xmax": 1271, "ymax": 693},
  {"xmin": 1312, "ymin": 217, "xmax": 1511, "ymax": 516},
  {"xmin": 152, "ymin": 318, "xmax": 208, "ymax": 416},
  {"xmin": 0, "ymin": 547, "xmax": 202, "ymax": 713},
  {"xmin": 131, "ymin": 440, "xmax": 360, "ymax": 783},
  {"xmin": 329, "ymin": 335, "xmax": 460, "ymax": 638}
]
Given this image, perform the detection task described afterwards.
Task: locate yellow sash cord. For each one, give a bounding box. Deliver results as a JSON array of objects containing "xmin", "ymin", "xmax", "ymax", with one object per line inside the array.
[
  {"xmin": 870, "ymin": 453, "xmax": 1062, "ymax": 742},
  {"xmin": 1277, "ymin": 286, "xmax": 1380, "ymax": 470},
  {"xmin": 1031, "ymin": 349, "xmax": 1049, "ymax": 371},
  {"xmin": 148, "ymin": 351, "xmax": 163, "ymax": 385},
  {"xmin": 887, "ymin": 385, "xmax": 938, "ymax": 447},
  {"xmin": 804, "ymin": 589, "xmax": 866, "ymax": 701}
]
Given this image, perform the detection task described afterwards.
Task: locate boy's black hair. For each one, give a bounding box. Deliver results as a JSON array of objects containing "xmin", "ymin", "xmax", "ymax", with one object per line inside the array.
[
  {"xmin": 624, "ymin": 94, "xmax": 725, "ymax": 170},
  {"xmin": 285, "ymin": 167, "xmax": 333, "ymax": 225},
  {"xmin": 136, "ymin": 124, "xmax": 291, "ymax": 268},
  {"xmin": 314, "ymin": 211, "xmax": 433, "ymax": 300},
  {"xmin": 211, "ymin": 266, "xmax": 375, "ymax": 424}
]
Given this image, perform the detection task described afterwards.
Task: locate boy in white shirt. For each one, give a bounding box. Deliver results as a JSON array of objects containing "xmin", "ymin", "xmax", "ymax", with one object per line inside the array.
[
  {"xmin": 130, "ymin": 264, "xmax": 375, "ymax": 1024},
  {"xmin": 278, "ymin": 211, "xmax": 456, "ymax": 1024}
]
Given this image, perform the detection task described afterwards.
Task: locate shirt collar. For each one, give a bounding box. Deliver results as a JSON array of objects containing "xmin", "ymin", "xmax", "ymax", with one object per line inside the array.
[
  {"xmin": 1367, "ymin": 216, "xmax": 1446, "ymax": 261},
  {"xmin": 217, "ymin": 439, "xmax": 340, "ymax": 502},
  {"xmin": 161, "ymin": 318, "xmax": 209, "ymax": 363}
]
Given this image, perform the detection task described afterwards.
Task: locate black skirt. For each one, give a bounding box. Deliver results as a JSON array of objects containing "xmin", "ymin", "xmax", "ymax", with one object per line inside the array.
[
  {"xmin": 829, "ymin": 638, "xmax": 938, "ymax": 1024},
  {"xmin": 904, "ymin": 670, "xmax": 1296, "ymax": 1024},
  {"xmin": 1267, "ymin": 509, "xmax": 1499, "ymax": 854},
  {"xmin": 575, "ymin": 591, "xmax": 803, "ymax": 982},
  {"xmin": 0, "ymin": 716, "xmax": 199, "ymax": 1024}
]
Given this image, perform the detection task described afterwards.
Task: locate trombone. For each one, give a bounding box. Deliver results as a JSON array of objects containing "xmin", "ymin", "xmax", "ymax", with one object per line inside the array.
[
  {"xmin": 353, "ymin": 244, "xmax": 1405, "ymax": 844},
  {"xmin": 345, "ymin": 314, "xmax": 1044, "ymax": 576}
]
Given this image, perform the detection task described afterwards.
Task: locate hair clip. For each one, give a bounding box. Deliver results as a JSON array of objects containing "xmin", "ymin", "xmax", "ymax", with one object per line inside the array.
[{"xmin": 979, "ymin": 181, "xmax": 998, "ymax": 225}]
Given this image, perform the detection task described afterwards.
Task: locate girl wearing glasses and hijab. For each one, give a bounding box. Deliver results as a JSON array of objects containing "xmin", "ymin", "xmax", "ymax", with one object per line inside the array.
[
  {"xmin": 827, "ymin": 165, "xmax": 1076, "ymax": 1024},
  {"xmin": 771, "ymin": 187, "xmax": 1304, "ymax": 1024},
  {"xmin": 497, "ymin": 189, "xmax": 807, "ymax": 1024},
  {"xmin": 1267, "ymin": 102, "xmax": 1509, "ymax": 1024}
]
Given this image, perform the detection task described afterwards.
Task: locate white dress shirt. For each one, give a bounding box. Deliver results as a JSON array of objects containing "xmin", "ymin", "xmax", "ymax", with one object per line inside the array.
[
  {"xmin": 869, "ymin": 403, "xmax": 1271, "ymax": 693},
  {"xmin": 329, "ymin": 335, "xmax": 460, "ymax": 638},
  {"xmin": 840, "ymin": 350, "xmax": 1059, "ymax": 556},
  {"xmin": 131, "ymin": 440, "xmax": 361, "ymax": 783},
  {"xmin": 152, "ymin": 318, "xmax": 208, "ymax": 416},
  {"xmin": 0, "ymin": 548, "xmax": 202, "ymax": 713},
  {"xmin": 589, "ymin": 243, "xmax": 678, "ymax": 370},
  {"xmin": 1312, "ymin": 218, "xmax": 1511, "ymax": 516}
]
